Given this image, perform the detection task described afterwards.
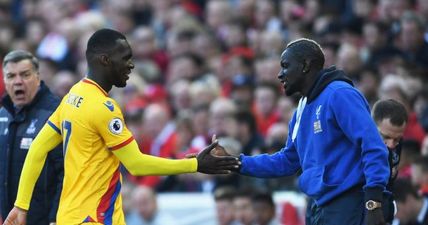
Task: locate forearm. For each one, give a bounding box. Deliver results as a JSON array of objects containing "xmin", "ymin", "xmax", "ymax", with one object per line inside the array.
[
  {"xmin": 113, "ymin": 140, "xmax": 197, "ymax": 176},
  {"xmin": 15, "ymin": 124, "xmax": 62, "ymax": 210},
  {"xmin": 240, "ymin": 149, "xmax": 300, "ymax": 178}
]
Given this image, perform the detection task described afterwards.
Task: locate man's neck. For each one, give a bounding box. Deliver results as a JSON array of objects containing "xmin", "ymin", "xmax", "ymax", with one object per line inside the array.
[{"xmin": 87, "ymin": 69, "xmax": 111, "ymax": 93}]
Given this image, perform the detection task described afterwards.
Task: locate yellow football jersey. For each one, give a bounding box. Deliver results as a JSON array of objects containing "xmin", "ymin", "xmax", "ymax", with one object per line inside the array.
[{"xmin": 47, "ymin": 78, "xmax": 132, "ymax": 225}]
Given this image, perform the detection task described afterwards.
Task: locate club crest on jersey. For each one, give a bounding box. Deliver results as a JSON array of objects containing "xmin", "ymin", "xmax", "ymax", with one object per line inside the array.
[
  {"xmin": 314, "ymin": 105, "xmax": 323, "ymax": 134},
  {"xmin": 104, "ymin": 101, "xmax": 114, "ymax": 112},
  {"xmin": 109, "ymin": 118, "xmax": 123, "ymax": 134},
  {"xmin": 26, "ymin": 119, "xmax": 38, "ymax": 134}
]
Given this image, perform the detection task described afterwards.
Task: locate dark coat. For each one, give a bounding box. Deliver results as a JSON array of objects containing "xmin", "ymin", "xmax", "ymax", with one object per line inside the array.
[{"xmin": 0, "ymin": 82, "xmax": 63, "ymax": 224}]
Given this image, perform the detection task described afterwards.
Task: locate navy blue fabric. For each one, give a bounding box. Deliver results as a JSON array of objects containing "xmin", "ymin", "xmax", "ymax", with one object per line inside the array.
[
  {"xmin": 306, "ymin": 189, "xmax": 365, "ymax": 225},
  {"xmin": 0, "ymin": 82, "xmax": 64, "ymax": 224}
]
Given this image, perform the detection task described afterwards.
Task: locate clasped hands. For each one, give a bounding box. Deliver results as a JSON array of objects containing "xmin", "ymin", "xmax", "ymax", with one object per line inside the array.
[{"xmin": 191, "ymin": 135, "xmax": 241, "ymax": 174}]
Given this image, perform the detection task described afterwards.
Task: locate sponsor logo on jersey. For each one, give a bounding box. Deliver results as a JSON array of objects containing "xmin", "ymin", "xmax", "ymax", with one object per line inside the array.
[
  {"xmin": 104, "ymin": 101, "xmax": 114, "ymax": 112},
  {"xmin": 20, "ymin": 137, "xmax": 33, "ymax": 149},
  {"xmin": 109, "ymin": 118, "xmax": 123, "ymax": 134}
]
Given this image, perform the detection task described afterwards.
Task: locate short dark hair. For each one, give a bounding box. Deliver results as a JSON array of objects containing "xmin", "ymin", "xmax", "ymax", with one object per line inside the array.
[
  {"xmin": 372, "ymin": 99, "xmax": 408, "ymax": 126},
  {"xmin": 286, "ymin": 38, "xmax": 325, "ymax": 70},
  {"xmin": 214, "ymin": 186, "xmax": 236, "ymax": 201},
  {"xmin": 3, "ymin": 50, "xmax": 39, "ymax": 70},
  {"xmin": 86, "ymin": 28, "xmax": 127, "ymax": 59},
  {"xmin": 393, "ymin": 178, "xmax": 420, "ymax": 203},
  {"xmin": 251, "ymin": 191, "xmax": 275, "ymax": 208}
]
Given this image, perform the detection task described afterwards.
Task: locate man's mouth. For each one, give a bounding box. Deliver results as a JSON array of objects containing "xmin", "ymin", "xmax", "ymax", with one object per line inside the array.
[
  {"xmin": 14, "ymin": 90, "xmax": 25, "ymax": 98},
  {"xmin": 281, "ymin": 80, "xmax": 288, "ymax": 89},
  {"xmin": 124, "ymin": 71, "xmax": 131, "ymax": 79}
]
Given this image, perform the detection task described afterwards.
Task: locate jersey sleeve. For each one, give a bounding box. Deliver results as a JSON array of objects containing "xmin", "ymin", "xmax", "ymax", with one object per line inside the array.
[
  {"xmin": 93, "ymin": 99, "xmax": 134, "ymax": 150},
  {"xmin": 15, "ymin": 123, "xmax": 63, "ymax": 210},
  {"xmin": 113, "ymin": 139, "xmax": 198, "ymax": 175}
]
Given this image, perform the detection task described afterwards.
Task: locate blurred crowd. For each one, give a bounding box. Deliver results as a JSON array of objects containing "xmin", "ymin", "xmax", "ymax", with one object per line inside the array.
[{"xmin": 1, "ymin": 0, "xmax": 428, "ymax": 224}]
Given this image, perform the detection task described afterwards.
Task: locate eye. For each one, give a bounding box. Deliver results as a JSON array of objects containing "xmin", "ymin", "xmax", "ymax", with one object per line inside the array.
[{"xmin": 6, "ymin": 73, "xmax": 15, "ymax": 79}]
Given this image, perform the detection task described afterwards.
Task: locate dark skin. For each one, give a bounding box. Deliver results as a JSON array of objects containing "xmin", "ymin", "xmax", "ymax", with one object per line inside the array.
[
  {"xmin": 277, "ymin": 48, "xmax": 319, "ymax": 97},
  {"xmin": 217, "ymin": 46, "xmax": 385, "ymax": 225},
  {"xmin": 86, "ymin": 38, "xmax": 240, "ymax": 175},
  {"xmin": 4, "ymin": 36, "xmax": 240, "ymax": 225}
]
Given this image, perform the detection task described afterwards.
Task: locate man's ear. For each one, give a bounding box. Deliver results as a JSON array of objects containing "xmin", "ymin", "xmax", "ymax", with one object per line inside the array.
[
  {"xmin": 302, "ymin": 59, "xmax": 312, "ymax": 74},
  {"xmin": 100, "ymin": 54, "xmax": 110, "ymax": 66}
]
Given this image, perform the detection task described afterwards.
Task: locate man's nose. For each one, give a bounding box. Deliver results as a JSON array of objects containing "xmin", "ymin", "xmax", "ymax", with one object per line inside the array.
[
  {"xmin": 385, "ymin": 139, "xmax": 397, "ymax": 149},
  {"xmin": 12, "ymin": 75, "xmax": 24, "ymax": 84},
  {"xmin": 278, "ymin": 70, "xmax": 284, "ymax": 80}
]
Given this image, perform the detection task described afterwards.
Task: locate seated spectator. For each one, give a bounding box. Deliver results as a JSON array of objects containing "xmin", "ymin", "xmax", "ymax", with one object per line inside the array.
[
  {"xmin": 398, "ymin": 140, "xmax": 421, "ymax": 179},
  {"xmin": 233, "ymin": 188, "xmax": 256, "ymax": 225},
  {"xmin": 251, "ymin": 191, "xmax": 281, "ymax": 225},
  {"xmin": 253, "ymin": 82, "xmax": 280, "ymax": 137},
  {"xmin": 411, "ymin": 156, "xmax": 428, "ymax": 197},
  {"xmin": 126, "ymin": 186, "xmax": 176, "ymax": 225},
  {"xmin": 214, "ymin": 186, "xmax": 237, "ymax": 225},
  {"xmin": 235, "ymin": 111, "xmax": 265, "ymax": 156},
  {"xmin": 393, "ymin": 178, "xmax": 428, "ymax": 225}
]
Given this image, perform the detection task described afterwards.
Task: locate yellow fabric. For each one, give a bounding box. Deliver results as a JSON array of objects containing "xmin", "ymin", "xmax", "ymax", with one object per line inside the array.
[
  {"xmin": 113, "ymin": 140, "xmax": 197, "ymax": 176},
  {"xmin": 47, "ymin": 79, "xmax": 133, "ymax": 224},
  {"xmin": 15, "ymin": 78, "xmax": 198, "ymax": 225},
  {"xmin": 14, "ymin": 124, "xmax": 62, "ymax": 210}
]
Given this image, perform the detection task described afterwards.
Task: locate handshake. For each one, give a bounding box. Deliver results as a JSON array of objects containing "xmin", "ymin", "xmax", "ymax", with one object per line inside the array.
[{"xmin": 193, "ymin": 135, "xmax": 241, "ymax": 174}]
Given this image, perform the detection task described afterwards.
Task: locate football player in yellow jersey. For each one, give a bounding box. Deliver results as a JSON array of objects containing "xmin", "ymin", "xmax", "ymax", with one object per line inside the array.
[{"xmin": 4, "ymin": 29, "xmax": 240, "ymax": 225}]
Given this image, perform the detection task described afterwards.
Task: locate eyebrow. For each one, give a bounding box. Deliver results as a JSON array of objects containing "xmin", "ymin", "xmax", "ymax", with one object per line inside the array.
[{"xmin": 6, "ymin": 69, "xmax": 32, "ymax": 75}]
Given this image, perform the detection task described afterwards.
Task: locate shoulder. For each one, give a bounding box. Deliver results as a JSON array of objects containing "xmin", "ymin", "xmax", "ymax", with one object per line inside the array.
[
  {"xmin": 327, "ymin": 80, "xmax": 355, "ymax": 91},
  {"xmin": 95, "ymin": 97, "xmax": 122, "ymax": 115},
  {"xmin": 325, "ymin": 81, "xmax": 363, "ymax": 100},
  {"xmin": 36, "ymin": 87, "xmax": 61, "ymax": 111}
]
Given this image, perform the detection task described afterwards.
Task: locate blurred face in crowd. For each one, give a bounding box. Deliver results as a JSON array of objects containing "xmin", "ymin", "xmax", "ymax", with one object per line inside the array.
[
  {"xmin": 132, "ymin": 27, "xmax": 156, "ymax": 58},
  {"xmin": 133, "ymin": 187, "xmax": 157, "ymax": 221},
  {"xmin": 255, "ymin": 86, "xmax": 277, "ymax": 116},
  {"xmin": 252, "ymin": 201, "xmax": 275, "ymax": 225},
  {"xmin": 377, "ymin": 118, "xmax": 406, "ymax": 149},
  {"xmin": 395, "ymin": 196, "xmax": 420, "ymax": 224},
  {"xmin": 410, "ymin": 163, "xmax": 428, "ymax": 188},
  {"xmin": 400, "ymin": 20, "xmax": 424, "ymax": 51},
  {"xmin": 216, "ymin": 199, "xmax": 235, "ymax": 225},
  {"xmin": 234, "ymin": 196, "xmax": 255, "ymax": 225},
  {"xmin": 278, "ymin": 48, "xmax": 306, "ymax": 96},
  {"xmin": 363, "ymin": 23, "xmax": 383, "ymax": 49},
  {"xmin": 3, "ymin": 59, "xmax": 40, "ymax": 107}
]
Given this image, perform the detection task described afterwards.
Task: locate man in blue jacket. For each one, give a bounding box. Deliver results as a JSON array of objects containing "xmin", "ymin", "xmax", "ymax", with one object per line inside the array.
[
  {"xmin": 226, "ymin": 39, "xmax": 390, "ymax": 225},
  {"xmin": 0, "ymin": 50, "xmax": 64, "ymax": 225}
]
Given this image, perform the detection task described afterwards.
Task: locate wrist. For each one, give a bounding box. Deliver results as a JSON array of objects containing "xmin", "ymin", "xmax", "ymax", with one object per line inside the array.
[
  {"xmin": 364, "ymin": 187, "xmax": 383, "ymax": 202},
  {"xmin": 365, "ymin": 200, "xmax": 382, "ymax": 211}
]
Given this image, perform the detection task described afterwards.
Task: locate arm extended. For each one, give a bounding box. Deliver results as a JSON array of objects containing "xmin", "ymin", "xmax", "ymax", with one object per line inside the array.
[{"xmin": 112, "ymin": 139, "xmax": 197, "ymax": 176}]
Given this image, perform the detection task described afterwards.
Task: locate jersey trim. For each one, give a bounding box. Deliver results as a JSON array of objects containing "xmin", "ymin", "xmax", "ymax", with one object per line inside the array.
[
  {"xmin": 109, "ymin": 136, "xmax": 134, "ymax": 151},
  {"xmin": 82, "ymin": 78, "xmax": 108, "ymax": 97},
  {"xmin": 47, "ymin": 120, "xmax": 61, "ymax": 134},
  {"xmin": 96, "ymin": 167, "xmax": 121, "ymax": 225},
  {"xmin": 83, "ymin": 216, "xmax": 96, "ymax": 222}
]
